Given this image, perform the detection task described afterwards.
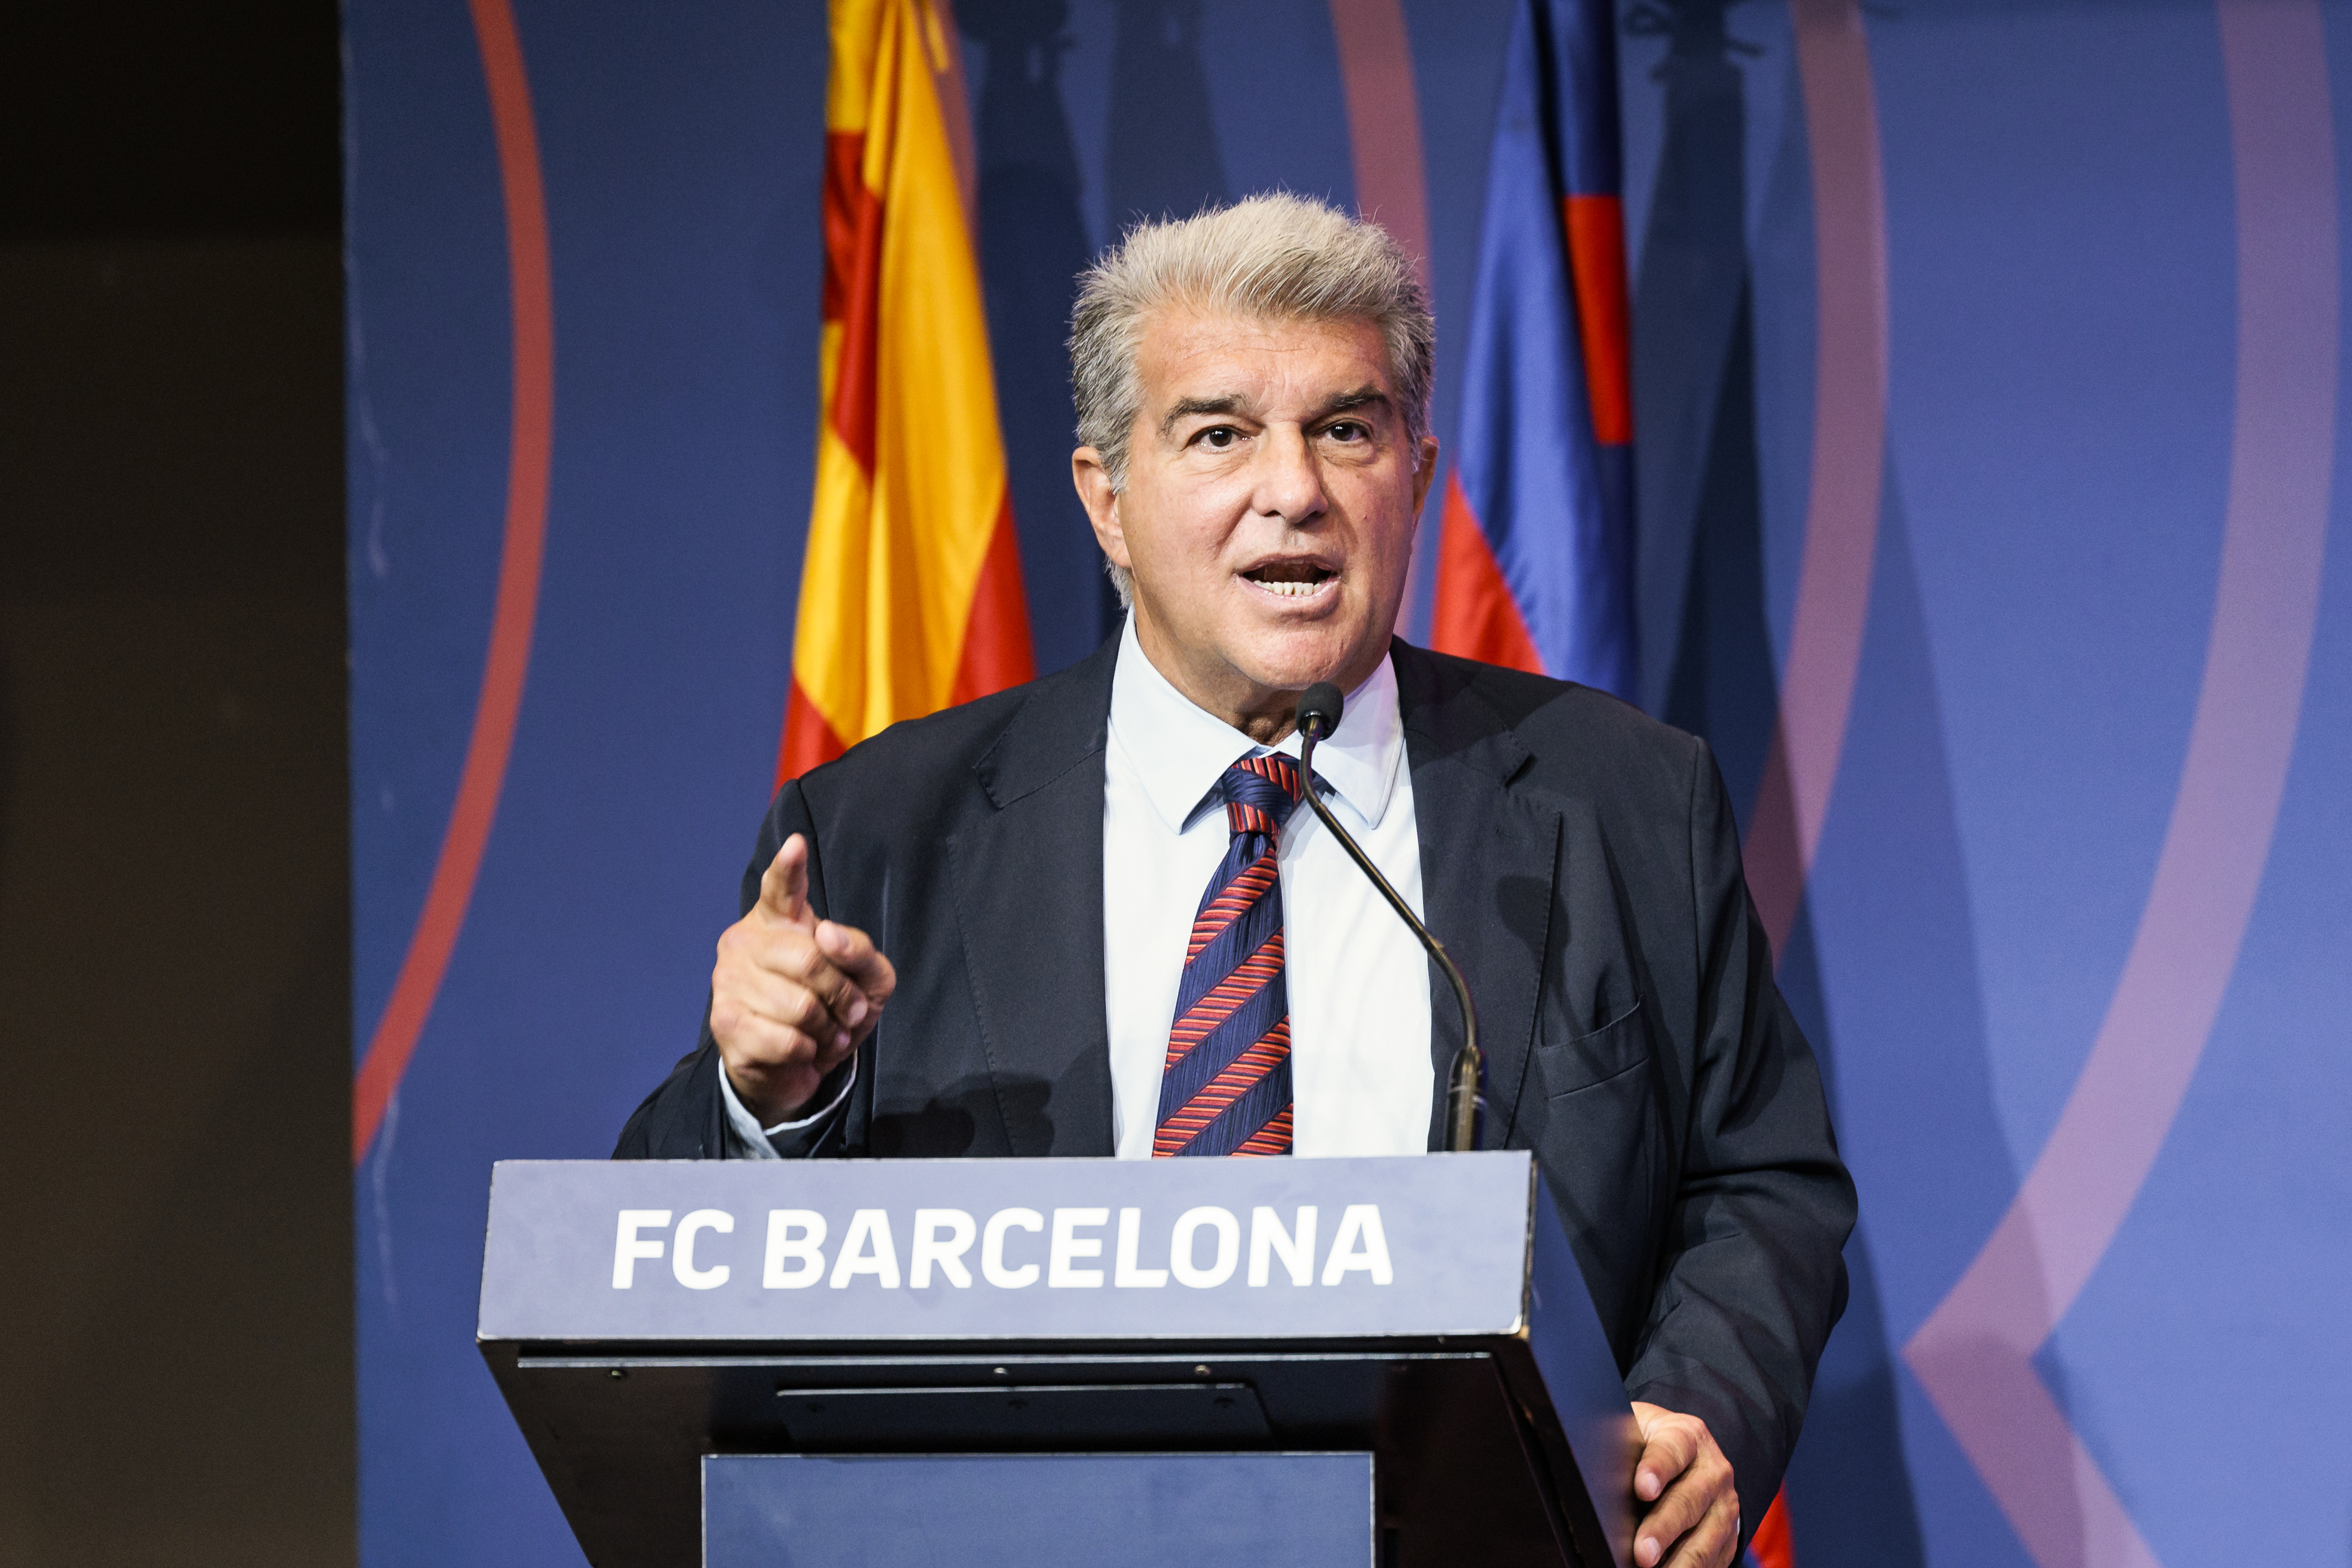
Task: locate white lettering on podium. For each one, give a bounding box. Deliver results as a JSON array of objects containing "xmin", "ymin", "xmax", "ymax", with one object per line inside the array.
[
  {"xmin": 1249, "ymin": 1206, "xmax": 1318, "ymax": 1287},
  {"xmin": 672, "ymin": 1209, "xmax": 734, "ymax": 1290},
  {"xmin": 621, "ymin": 1195, "xmax": 1401, "ymax": 1295},
  {"xmin": 1048, "ymin": 1208, "xmax": 1109, "ymax": 1287},
  {"xmin": 612, "ymin": 1209, "xmax": 672, "ymax": 1289},
  {"xmin": 1321, "ymin": 1204, "xmax": 1394, "ymax": 1285},
  {"xmin": 982, "ymin": 1207, "xmax": 1043, "ymax": 1288},
  {"xmin": 1169, "ymin": 1206, "xmax": 1240, "ymax": 1288},
  {"xmin": 829, "ymin": 1209, "xmax": 901, "ymax": 1289},
  {"xmin": 1113, "ymin": 1206, "xmax": 1168, "ymax": 1287},
  {"xmin": 910, "ymin": 1208, "xmax": 975, "ymax": 1288},
  {"xmin": 763, "ymin": 1209, "xmax": 827, "ymax": 1289}
]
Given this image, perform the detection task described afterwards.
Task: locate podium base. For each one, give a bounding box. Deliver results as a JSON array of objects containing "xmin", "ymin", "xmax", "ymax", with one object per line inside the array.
[{"xmin": 702, "ymin": 1452, "xmax": 1374, "ymax": 1567}]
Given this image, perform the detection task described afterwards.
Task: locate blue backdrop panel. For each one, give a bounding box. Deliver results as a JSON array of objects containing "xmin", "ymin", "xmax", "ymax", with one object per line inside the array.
[{"xmin": 348, "ymin": 2, "xmax": 2352, "ymax": 1564}]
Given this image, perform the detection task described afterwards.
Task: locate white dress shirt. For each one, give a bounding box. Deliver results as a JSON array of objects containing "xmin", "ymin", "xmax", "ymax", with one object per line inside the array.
[
  {"xmin": 1103, "ymin": 615, "xmax": 1433, "ymax": 1157},
  {"xmin": 721, "ymin": 616, "xmax": 1435, "ymax": 1157}
]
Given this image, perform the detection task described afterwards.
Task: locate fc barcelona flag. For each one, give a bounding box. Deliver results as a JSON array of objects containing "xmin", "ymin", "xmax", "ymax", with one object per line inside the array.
[
  {"xmin": 1748, "ymin": 1490, "xmax": 1795, "ymax": 1568},
  {"xmin": 1431, "ymin": 0, "xmax": 1637, "ymax": 701},
  {"xmin": 778, "ymin": 0, "xmax": 1034, "ymax": 783}
]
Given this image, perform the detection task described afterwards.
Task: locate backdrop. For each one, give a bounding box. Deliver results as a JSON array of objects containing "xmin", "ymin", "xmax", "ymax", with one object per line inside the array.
[{"xmin": 345, "ymin": 1, "xmax": 2352, "ymax": 1562}]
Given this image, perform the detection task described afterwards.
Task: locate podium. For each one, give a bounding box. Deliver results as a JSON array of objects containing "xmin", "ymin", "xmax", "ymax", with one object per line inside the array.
[{"xmin": 477, "ymin": 1152, "xmax": 1638, "ymax": 1566}]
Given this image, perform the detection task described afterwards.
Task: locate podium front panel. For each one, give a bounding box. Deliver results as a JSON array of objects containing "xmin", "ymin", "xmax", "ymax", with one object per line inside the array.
[
  {"xmin": 479, "ymin": 1153, "xmax": 1636, "ymax": 1567},
  {"xmin": 701, "ymin": 1453, "xmax": 1374, "ymax": 1567}
]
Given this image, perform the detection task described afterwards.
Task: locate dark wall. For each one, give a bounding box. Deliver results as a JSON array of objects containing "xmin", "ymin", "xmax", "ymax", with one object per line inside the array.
[{"xmin": 0, "ymin": 4, "xmax": 352, "ymax": 1564}]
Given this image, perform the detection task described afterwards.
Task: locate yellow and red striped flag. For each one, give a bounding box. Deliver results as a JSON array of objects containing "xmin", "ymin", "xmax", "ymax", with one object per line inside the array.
[{"xmin": 778, "ymin": 0, "xmax": 1034, "ymax": 783}]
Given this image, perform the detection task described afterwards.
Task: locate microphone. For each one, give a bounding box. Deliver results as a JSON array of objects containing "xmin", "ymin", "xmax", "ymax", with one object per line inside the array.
[{"xmin": 1294, "ymin": 682, "xmax": 1484, "ymax": 1153}]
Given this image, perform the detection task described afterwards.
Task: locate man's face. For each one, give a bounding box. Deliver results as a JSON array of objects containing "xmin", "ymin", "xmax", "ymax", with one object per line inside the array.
[{"xmin": 1073, "ymin": 309, "xmax": 1437, "ymax": 736}]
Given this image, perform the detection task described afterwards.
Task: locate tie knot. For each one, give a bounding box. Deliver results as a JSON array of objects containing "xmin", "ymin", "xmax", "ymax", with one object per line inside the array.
[{"xmin": 1222, "ymin": 753, "xmax": 1304, "ymax": 840}]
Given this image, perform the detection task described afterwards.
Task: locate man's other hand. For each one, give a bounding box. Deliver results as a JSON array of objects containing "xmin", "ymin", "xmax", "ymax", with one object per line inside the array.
[
  {"xmin": 1629, "ymin": 1401, "xmax": 1738, "ymax": 1568},
  {"xmin": 708, "ymin": 834, "xmax": 896, "ymax": 1125}
]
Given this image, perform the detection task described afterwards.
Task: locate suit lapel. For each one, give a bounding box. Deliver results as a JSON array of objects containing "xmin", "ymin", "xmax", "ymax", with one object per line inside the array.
[
  {"xmin": 947, "ymin": 638, "xmax": 1119, "ymax": 1156},
  {"xmin": 1394, "ymin": 643, "xmax": 1562, "ymax": 1151}
]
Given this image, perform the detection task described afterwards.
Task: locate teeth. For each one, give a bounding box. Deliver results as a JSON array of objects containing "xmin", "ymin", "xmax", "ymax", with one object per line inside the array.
[{"xmin": 1254, "ymin": 577, "xmax": 1325, "ymax": 596}]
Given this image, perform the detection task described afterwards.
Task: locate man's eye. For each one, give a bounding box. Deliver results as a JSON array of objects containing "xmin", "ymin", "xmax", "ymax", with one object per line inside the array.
[
  {"xmin": 1324, "ymin": 420, "xmax": 1367, "ymax": 442},
  {"xmin": 1197, "ymin": 427, "xmax": 1239, "ymax": 450}
]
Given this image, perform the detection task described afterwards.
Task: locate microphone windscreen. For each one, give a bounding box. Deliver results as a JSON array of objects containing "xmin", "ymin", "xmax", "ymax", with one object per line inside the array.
[{"xmin": 1296, "ymin": 682, "xmax": 1344, "ymax": 739}]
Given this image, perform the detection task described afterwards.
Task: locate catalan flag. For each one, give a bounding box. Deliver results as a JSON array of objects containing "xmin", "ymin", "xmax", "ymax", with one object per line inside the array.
[
  {"xmin": 1431, "ymin": 0, "xmax": 1637, "ymax": 700},
  {"xmin": 778, "ymin": 0, "xmax": 1034, "ymax": 783}
]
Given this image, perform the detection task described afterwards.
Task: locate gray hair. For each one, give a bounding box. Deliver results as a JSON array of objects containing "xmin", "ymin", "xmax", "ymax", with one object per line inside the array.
[{"xmin": 1069, "ymin": 194, "xmax": 1436, "ymax": 605}]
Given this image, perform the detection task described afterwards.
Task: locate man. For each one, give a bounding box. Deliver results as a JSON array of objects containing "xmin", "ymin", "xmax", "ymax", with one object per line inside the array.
[{"xmin": 618, "ymin": 194, "xmax": 1854, "ymax": 1568}]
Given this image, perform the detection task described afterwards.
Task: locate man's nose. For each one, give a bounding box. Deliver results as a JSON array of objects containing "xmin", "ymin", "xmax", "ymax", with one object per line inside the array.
[{"xmin": 1250, "ymin": 424, "xmax": 1327, "ymax": 523}]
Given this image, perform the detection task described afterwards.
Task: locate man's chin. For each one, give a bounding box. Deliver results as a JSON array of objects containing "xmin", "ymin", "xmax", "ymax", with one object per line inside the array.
[{"xmin": 1224, "ymin": 626, "xmax": 1382, "ymax": 699}]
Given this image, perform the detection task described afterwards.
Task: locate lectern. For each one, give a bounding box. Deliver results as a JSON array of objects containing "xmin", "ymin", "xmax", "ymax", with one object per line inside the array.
[{"xmin": 477, "ymin": 1152, "xmax": 1638, "ymax": 1566}]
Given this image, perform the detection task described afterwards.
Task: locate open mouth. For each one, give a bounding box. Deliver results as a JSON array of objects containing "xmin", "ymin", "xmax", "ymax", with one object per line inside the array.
[{"xmin": 1240, "ymin": 559, "xmax": 1338, "ymax": 599}]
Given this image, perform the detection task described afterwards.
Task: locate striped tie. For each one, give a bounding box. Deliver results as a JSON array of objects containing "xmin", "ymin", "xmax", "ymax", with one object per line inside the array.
[{"xmin": 1153, "ymin": 753, "xmax": 1305, "ymax": 1157}]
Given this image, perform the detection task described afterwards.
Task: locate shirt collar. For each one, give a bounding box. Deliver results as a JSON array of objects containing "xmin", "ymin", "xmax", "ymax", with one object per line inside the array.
[{"xmin": 1108, "ymin": 611, "xmax": 1404, "ymax": 834}]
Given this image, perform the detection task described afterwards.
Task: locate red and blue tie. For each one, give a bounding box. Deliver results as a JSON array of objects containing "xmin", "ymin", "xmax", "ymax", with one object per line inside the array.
[{"xmin": 1153, "ymin": 753, "xmax": 1305, "ymax": 1157}]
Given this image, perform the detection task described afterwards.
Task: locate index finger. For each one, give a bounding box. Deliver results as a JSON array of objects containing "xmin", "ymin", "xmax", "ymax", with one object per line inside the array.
[
  {"xmin": 1634, "ymin": 1422, "xmax": 1699, "ymax": 1503},
  {"xmin": 755, "ymin": 834, "xmax": 815, "ymax": 929}
]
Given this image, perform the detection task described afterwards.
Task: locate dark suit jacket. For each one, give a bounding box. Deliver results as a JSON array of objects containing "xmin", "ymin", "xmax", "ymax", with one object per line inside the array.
[{"xmin": 616, "ymin": 635, "xmax": 1855, "ymax": 1530}]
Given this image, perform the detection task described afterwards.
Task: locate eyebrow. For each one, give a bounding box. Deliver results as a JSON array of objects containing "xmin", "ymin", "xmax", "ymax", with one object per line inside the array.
[
  {"xmin": 1318, "ymin": 388, "xmax": 1392, "ymax": 421},
  {"xmin": 1159, "ymin": 395, "xmax": 1247, "ymax": 439},
  {"xmin": 1157, "ymin": 386, "xmax": 1395, "ymax": 440}
]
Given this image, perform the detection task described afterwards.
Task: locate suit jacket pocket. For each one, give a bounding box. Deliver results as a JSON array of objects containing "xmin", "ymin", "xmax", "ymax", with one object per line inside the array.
[
  {"xmin": 1527, "ymin": 1046, "xmax": 1663, "ymax": 1358},
  {"xmin": 1534, "ymin": 998, "xmax": 1650, "ymax": 1099}
]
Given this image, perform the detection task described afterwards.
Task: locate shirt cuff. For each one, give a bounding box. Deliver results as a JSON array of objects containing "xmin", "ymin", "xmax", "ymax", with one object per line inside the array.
[{"xmin": 715, "ymin": 1055, "xmax": 858, "ymax": 1160}]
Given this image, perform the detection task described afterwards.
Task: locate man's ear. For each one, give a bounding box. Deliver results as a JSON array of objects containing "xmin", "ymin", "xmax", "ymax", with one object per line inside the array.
[
  {"xmin": 1411, "ymin": 434, "xmax": 1441, "ymax": 517},
  {"xmin": 1072, "ymin": 447, "xmax": 1130, "ymax": 570}
]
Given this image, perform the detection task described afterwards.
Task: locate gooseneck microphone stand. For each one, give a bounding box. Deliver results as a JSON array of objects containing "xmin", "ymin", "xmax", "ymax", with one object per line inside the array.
[{"xmin": 1293, "ymin": 682, "xmax": 1485, "ymax": 1152}]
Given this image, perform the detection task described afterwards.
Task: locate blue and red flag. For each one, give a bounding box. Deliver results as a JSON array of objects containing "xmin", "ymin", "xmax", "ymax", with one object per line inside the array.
[
  {"xmin": 1441, "ymin": 8, "xmax": 1799, "ymax": 1559},
  {"xmin": 1431, "ymin": 0, "xmax": 1637, "ymax": 700},
  {"xmin": 1747, "ymin": 1487, "xmax": 1795, "ymax": 1567}
]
